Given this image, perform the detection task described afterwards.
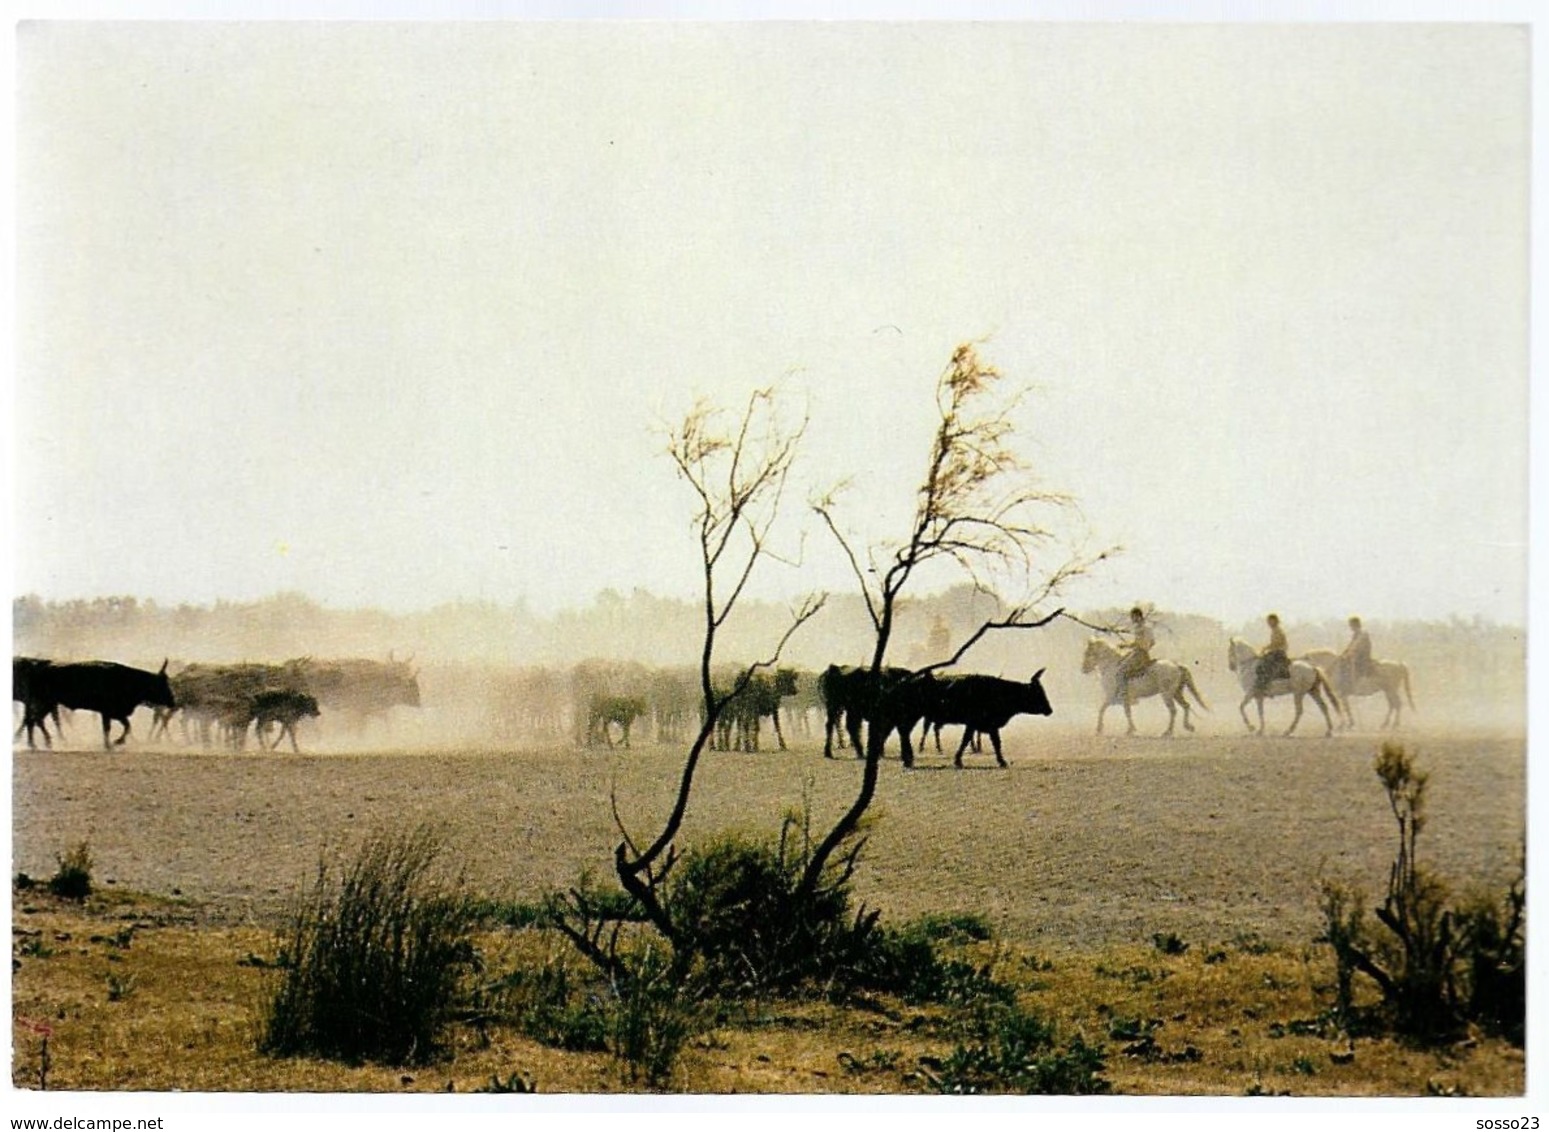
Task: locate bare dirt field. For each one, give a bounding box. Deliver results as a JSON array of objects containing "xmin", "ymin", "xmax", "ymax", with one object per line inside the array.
[{"xmin": 12, "ymin": 724, "xmax": 1525, "ymax": 952}]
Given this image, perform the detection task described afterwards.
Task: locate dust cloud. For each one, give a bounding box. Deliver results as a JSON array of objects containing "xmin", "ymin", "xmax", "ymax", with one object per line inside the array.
[{"xmin": 11, "ymin": 589, "xmax": 1526, "ymax": 753}]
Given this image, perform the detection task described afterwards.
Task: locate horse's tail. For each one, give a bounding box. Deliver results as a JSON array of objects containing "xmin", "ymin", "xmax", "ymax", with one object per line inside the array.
[
  {"xmin": 1402, "ymin": 664, "xmax": 1416, "ymax": 711},
  {"xmin": 1181, "ymin": 668, "xmax": 1210, "ymax": 712}
]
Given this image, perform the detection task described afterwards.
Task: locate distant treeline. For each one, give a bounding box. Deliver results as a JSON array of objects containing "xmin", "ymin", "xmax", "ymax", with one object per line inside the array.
[{"xmin": 13, "ymin": 589, "xmax": 1525, "ymax": 732}]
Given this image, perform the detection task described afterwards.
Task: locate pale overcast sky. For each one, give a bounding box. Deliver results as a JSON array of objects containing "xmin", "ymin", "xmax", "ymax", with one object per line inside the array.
[{"xmin": 12, "ymin": 20, "xmax": 1531, "ymax": 625}]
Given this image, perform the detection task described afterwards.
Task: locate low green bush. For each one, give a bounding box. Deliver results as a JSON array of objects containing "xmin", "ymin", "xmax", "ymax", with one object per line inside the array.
[
  {"xmin": 855, "ymin": 918, "xmax": 1014, "ymax": 1006},
  {"xmin": 491, "ymin": 955, "xmax": 610, "ymax": 1052},
  {"xmin": 258, "ymin": 826, "xmax": 479, "ymax": 1066},
  {"xmin": 925, "ymin": 1005, "xmax": 1110, "ymax": 1095},
  {"xmin": 608, "ymin": 944, "xmax": 701, "ymax": 1089},
  {"xmin": 911, "ymin": 912, "xmax": 994, "ymax": 943},
  {"xmin": 550, "ymin": 821, "xmax": 1018, "ymax": 1015},
  {"xmin": 663, "ymin": 828, "xmax": 868, "ymax": 995}
]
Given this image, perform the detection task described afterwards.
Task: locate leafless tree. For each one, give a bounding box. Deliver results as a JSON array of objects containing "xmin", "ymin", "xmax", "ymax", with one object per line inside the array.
[
  {"xmin": 549, "ymin": 387, "xmax": 825, "ymax": 977},
  {"xmin": 550, "ymin": 346, "xmax": 1109, "ymax": 981},
  {"xmin": 801, "ymin": 342, "xmax": 1113, "ymax": 897}
]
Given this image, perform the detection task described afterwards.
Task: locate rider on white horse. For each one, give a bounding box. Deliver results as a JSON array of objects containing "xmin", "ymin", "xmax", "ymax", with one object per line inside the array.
[
  {"xmin": 1084, "ymin": 635, "xmax": 1208, "ymax": 737},
  {"xmin": 1340, "ymin": 616, "xmax": 1373, "ymax": 683},
  {"xmin": 1113, "ymin": 606, "xmax": 1154, "ymax": 705},
  {"xmin": 1253, "ymin": 613, "xmax": 1290, "ymax": 695}
]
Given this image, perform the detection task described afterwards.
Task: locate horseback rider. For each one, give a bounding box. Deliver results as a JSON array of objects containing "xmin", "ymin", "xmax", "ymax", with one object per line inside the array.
[
  {"xmin": 1253, "ymin": 613, "xmax": 1290, "ymax": 694},
  {"xmin": 1114, "ymin": 606, "xmax": 1155, "ymax": 705},
  {"xmin": 1340, "ymin": 615, "xmax": 1373, "ymax": 683}
]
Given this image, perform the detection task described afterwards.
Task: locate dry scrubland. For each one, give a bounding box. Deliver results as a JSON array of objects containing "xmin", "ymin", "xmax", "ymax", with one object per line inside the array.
[{"xmin": 12, "ymin": 724, "xmax": 1527, "ymax": 1094}]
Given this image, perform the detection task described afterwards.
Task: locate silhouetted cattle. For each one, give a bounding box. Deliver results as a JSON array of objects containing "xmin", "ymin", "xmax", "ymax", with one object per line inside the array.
[
  {"xmin": 213, "ymin": 698, "xmax": 262, "ymax": 751},
  {"xmin": 917, "ymin": 670, "xmax": 1053, "ymax": 768},
  {"xmin": 13, "ymin": 657, "xmax": 63, "ymax": 749},
  {"xmin": 20, "ymin": 660, "xmax": 176, "ymax": 750},
  {"xmin": 151, "ymin": 657, "xmax": 413, "ymax": 745},
  {"xmin": 196, "ymin": 688, "xmax": 321, "ymax": 753},
  {"xmin": 570, "ymin": 659, "xmax": 650, "ymax": 747},
  {"xmin": 718, "ymin": 668, "xmax": 799, "ymax": 752},
  {"xmin": 916, "ymin": 673, "xmax": 984, "ymax": 758},
  {"xmin": 820, "ymin": 664, "xmax": 862, "ymax": 757},
  {"xmin": 251, "ymin": 690, "xmax": 322, "ymax": 752},
  {"xmin": 819, "ymin": 665, "xmax": 931, "ymax": 764},
  {"xmin": 648, "ymin": 666, "xmax": 698, "ymax": 745},
  {"xmin": 152, "ymin": 662, "xmax": 307, "ymax": 747}
]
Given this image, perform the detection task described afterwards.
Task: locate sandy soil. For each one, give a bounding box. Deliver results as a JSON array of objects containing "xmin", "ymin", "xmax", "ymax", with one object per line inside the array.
[{"xmin": 11, "ymin": 726, "xmax": 1525, "ymax": 951}]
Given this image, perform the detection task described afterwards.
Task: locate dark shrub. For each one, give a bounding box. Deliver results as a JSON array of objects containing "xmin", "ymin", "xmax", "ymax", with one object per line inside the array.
[
  {"xmin": 856, "ymin": 918, "xmax": 1014, "ymax": 1006},
  {"xmin": 588, "ymin": 827, "xmax": 1010, "ymax": 1008},
  {"xmin": 1457, "ymin": 867, "xmax": 1525, "ymax": 1045},
  {"xmin": 660, "ymin": 827, "xmax": 876, "ymax": 996},
  {"xmin": 48, "ymin": 842, "xmax": 93, "ymax": 902}
]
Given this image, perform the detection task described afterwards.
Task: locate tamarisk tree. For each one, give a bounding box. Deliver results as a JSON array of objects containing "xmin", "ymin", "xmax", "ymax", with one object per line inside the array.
[
  {"xmin": 548, "ymin": 346, "xmax": 1108, "ymax": 993},
  {"xmin": 802, "ymin": 341, "xmax": 1111, "ymax": 897},
  {"xmin": 550, "ymin": 387, "xmax": 825, "ymax": 979}
]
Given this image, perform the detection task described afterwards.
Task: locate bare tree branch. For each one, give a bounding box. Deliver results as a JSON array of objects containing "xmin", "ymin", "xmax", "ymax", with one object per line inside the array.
[
  {"xmin": 914, "ymin": 606, "xmax": 1067, "ymax": 674},
  {"xmin": 811, "ymin": 491, "xmax": 882, "ymax": 632},
  {"xmin": 606, "ymin": 386, "xmax": 822, "ymax": 965},
  {"xmin": 801, "ymin": 340, "xmax": 1118, "ymax": 897},
  {"xmin": 623, "ymin": 591, "xmax": 825, "ymax": 880},
  {"xmin": 609, "ymin": 778, "xmax": 641, "ymax": 860},
  {"xmin": 1059, "ymin": 609, "xmax": 1126, "ymax": 635}
]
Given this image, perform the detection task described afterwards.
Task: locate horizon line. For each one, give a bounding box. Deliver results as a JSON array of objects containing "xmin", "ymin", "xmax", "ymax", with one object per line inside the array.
[{"xmin": 11, "ymin": 587, "xmax": 1527, "ymax": 632}]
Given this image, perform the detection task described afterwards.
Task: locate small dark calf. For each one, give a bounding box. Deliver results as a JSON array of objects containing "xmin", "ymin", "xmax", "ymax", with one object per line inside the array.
[{"xmin": 252, "ymin": 690, "xmax": 322, "ymax": 752}]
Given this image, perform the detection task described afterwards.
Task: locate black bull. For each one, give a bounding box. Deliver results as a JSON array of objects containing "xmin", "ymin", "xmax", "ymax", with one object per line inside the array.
[
  {"xmin": 821, "ymin": 665, "xmax": 1052, "ymax": 768},
  {"xmin": 13, "ymin": 657, "xmax": 62, "ymax": 748},
  {"xmin": 19, "ymin": 660, "xmax": 176, "ymax": 749}
]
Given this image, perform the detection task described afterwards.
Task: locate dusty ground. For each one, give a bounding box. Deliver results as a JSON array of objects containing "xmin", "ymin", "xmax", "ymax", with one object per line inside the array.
[{"xmin": 12, "ymin": 725, "xmax": 1525, "ymax": 952}]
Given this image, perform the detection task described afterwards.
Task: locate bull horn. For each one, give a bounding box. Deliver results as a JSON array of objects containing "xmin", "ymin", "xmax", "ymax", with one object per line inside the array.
[
  {"xmin": 160, "ymin": 658, "xmax": 169, "ymax": 675},
  {"xmin": 1032, "ymin": 667, "xmax": 1046, "ymax": 681}
]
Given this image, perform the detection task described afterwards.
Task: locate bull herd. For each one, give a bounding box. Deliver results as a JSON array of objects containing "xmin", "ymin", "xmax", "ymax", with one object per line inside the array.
[
  {"xmin": 502, "ymin": 659, "xmax": 1055, "ymax": 769},
  {"xmin": 12, "ymin": 656, "xmax": 421, "ymax": 752},
  {"xmin": 12, "ymin": 638, "xmax": 1413, "ymax": 759}
]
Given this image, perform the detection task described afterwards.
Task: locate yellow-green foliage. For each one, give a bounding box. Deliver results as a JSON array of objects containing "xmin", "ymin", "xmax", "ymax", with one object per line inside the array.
[{"xmin": 11, "ymin": 888, "xmax": 1525, "ymax": 1096}]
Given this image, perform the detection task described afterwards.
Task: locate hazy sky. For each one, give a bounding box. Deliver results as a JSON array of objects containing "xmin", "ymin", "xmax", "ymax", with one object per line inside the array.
[{"xmin": 12, "ymin": 20, "xmax": 1530, "ymax": 626}]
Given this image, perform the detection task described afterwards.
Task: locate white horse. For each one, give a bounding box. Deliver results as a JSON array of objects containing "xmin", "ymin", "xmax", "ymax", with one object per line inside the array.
[
  {"xmin": 1226, "ymin": 638, "xmax": 1341, "ymax": 737},
  {"xmin": 1081, "ymin": 637, "xmax": 1210, "ymax": 737},
  {"xmin": 1300, "ymin": 649, "xmax": 1416, "ymax": 731}
]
